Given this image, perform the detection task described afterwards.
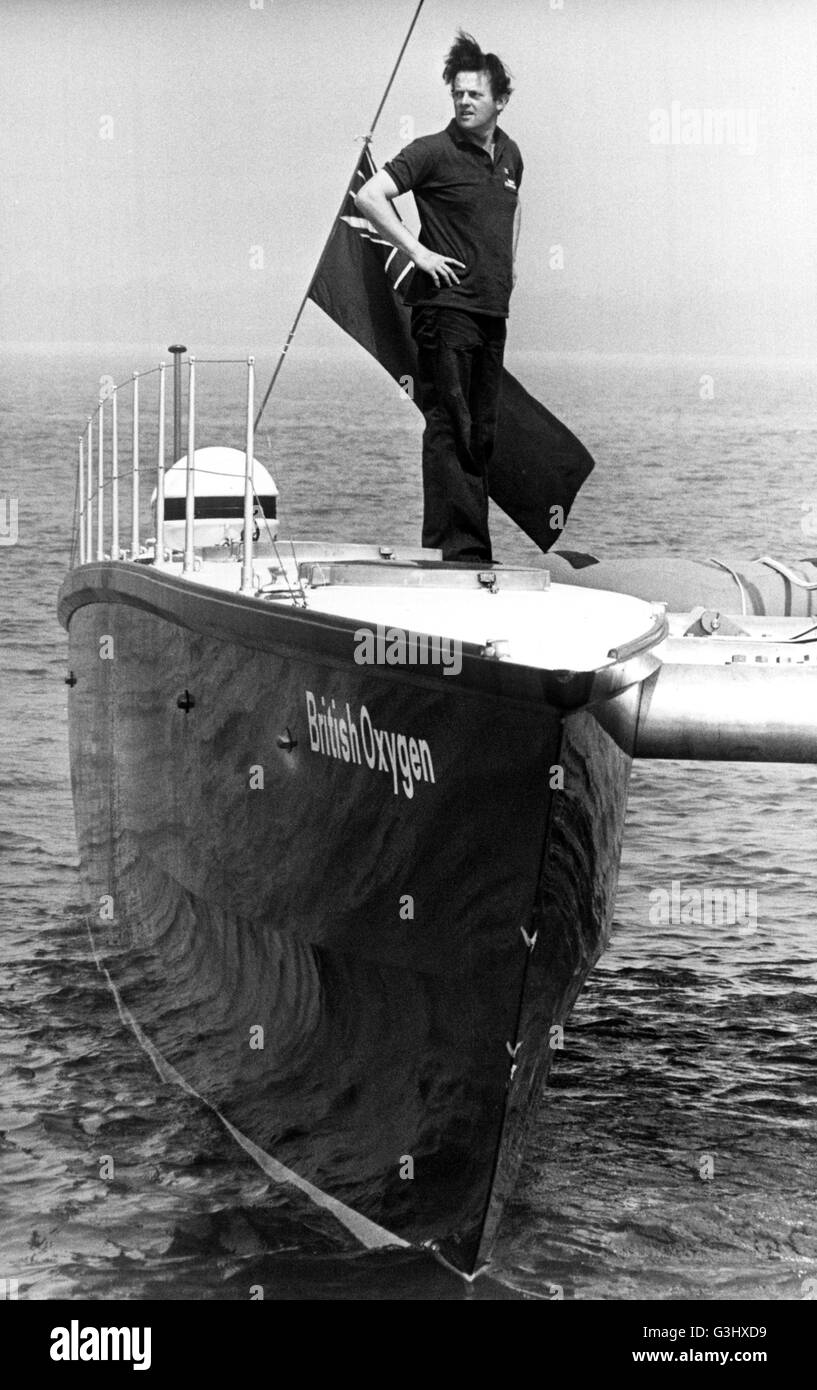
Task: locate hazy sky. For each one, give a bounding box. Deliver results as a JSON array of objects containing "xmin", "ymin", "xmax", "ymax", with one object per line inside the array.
[{"xmin": 2, "ymin": 0, "xmax": 816, "ymax": 354}]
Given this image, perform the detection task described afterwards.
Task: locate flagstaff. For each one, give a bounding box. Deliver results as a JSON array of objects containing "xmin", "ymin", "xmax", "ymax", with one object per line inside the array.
[{"xmin": 254, "ymin": 0, "xmax": 426, "ymax": 431}]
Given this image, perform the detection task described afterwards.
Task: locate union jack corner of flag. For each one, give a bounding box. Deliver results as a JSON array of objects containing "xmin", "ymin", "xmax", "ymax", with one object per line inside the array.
[{"xmin": 340, "ymin": 145, "xmax": 416, "ymax": 295}]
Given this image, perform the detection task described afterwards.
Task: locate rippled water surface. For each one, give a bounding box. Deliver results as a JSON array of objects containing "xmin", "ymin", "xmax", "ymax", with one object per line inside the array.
[{"xmin": 1, "ymin": 348, "xmax": 815, "ymax": 1300}]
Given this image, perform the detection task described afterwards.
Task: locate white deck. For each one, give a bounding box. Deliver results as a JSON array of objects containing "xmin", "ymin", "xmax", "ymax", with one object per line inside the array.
[
  {"xmin": 152, "ymin": 546, "xmax": 662, "ymax": 674},
  {"xmin": 304, "ymin": 584, "xmax": 655, "ymax": 672}
]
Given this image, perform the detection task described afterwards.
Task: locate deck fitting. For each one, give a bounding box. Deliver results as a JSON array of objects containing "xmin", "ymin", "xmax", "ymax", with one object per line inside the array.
[{"xmin": 481, "ymin": 638, "xmax": 510, "ymax": 660}]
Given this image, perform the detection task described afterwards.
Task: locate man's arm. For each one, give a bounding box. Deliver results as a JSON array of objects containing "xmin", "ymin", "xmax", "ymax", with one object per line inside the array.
[
  {"xmin": 512, "ymin": 196, "xmax": 521, "ymax": 288},
  {"xmin": 354, "ymin": 169, "xmax": 465, "ymax": 289}
]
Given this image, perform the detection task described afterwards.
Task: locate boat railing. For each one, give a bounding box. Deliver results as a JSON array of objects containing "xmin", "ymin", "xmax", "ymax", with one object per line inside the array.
[{"xmin": 72, "ymin": 355, "xmax": 260, "ymax": 595}]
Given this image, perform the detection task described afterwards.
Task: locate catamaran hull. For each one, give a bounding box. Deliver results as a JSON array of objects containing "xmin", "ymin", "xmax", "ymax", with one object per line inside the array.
[
  {"xmin": 59, "ymin": 564, "xmax": 636, "ymax": 1274},
  {"xmin": 548, "ymin": 550, "xmax": 817, "ymax": 616}
]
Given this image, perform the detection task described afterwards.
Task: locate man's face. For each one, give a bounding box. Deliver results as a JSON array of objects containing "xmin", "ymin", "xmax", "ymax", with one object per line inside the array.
[{"xmin": 451, "ymin": 70, "xmax": 506, "ymax": 138}]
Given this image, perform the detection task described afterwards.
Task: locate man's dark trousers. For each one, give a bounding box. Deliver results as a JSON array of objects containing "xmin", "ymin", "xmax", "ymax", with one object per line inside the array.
[{"xmin": 410, "ymin": 305, "xmax": 507, "ymax": 562}]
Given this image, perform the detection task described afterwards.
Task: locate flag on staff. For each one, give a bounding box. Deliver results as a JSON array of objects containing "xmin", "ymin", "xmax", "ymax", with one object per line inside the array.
[{"xmin": 308, "ymin": 144, "xmax": 595, "ymax": 553}]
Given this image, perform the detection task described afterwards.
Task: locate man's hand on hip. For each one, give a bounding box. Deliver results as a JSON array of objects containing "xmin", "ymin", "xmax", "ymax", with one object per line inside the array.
[{"xmin": 413, "ymin": 248, "xmax": 466, "ymax": 288}]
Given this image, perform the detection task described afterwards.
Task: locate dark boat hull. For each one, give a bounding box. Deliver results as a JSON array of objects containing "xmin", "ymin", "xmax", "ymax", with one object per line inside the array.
[{"xmin": 60, "ymin": 563, "xmax": 636, "ymax": 1273}]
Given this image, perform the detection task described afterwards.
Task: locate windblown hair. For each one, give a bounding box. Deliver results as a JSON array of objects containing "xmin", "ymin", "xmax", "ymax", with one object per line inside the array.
[{"xmin": 442, "ymin": 29, "xmax": 513, "ymax": 102}]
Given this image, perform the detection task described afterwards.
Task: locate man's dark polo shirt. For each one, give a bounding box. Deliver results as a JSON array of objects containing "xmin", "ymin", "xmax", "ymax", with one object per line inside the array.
[{"xmin": 383, "ymin": 118, "xmax": 523, "ymax": 318}]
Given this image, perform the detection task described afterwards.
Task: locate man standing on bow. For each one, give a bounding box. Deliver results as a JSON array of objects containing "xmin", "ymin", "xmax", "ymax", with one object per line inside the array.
[{"xmin": 355, "ymin": 30, "xmax": 522, "ymax": 562}]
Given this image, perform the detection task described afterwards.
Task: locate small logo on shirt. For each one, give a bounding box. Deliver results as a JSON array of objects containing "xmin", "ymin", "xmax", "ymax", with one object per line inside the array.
[{"xmin": 504, "ymin": 176, "xmax": 517, "ymax": 190}]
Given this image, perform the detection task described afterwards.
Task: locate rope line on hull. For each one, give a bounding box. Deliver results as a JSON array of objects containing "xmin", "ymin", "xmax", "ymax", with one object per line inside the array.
[{"xmin": 84, "ymin": 919, "xmax": 409, "ymax": 1255}]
